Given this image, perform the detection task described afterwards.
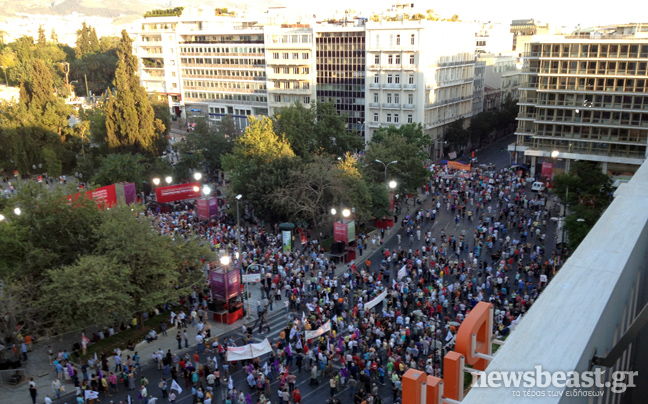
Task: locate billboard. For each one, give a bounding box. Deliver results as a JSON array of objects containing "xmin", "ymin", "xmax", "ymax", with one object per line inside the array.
[
  {"xmin": 334, "ymin": 221, "xmax": 348, "ymax": 243},
  {"xmin": 197, "ymin": 197, "xmax": 219, "ymax": 219},
  {"xmin": 155, "ymin": 182, "xmax": 201, "ymax": 203},
  {"xmin": 541, "ymin": 162, "xmax": 554, "ymax": 178},
  {"xmin": 68, "ymin": 185, "xmax": 118, "ymax": 208},
  {"xmin": 282, "ymin": 230, "xmax": 292, "ymax": 252},
  {"xmin": 209, "ymin": 267, "xmax": 240, "ymax": 301}
]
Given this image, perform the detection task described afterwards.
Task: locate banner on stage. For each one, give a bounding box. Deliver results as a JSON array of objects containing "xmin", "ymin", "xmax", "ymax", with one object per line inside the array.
[
  {"xmin": 305, "ymin": 321, "xmax": 331, "ymax": 340},
  {"xmin": 364, "ymin": 290, "xmax": 388, "ymax": 311},
  {"xmin": 85, "ymin": 390, "xmax": 99, "ymax": 399},
  {"xmin": 226, "ymin": 339, "xmax": 273, "ymax": 361}
]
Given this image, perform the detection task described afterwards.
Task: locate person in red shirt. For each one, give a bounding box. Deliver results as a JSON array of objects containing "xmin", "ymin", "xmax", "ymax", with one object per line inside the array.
[{"xmin": 292, "ymin": 388, "xmax": 302, "ymax": 403}]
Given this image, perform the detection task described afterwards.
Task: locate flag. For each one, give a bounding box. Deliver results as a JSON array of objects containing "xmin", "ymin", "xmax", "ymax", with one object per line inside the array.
[
  {"xmin": 84, "ymin": 390, "xmax": 99, "ymax": 399},
  {"xmin": 246, "ymin": 393, "xmax": 252, "ymax": 404},
  {"xmin": 285, "ymin": 343, "xmax": 291, "ymax": 356},
  {"xmin": 445, "ymin": 330, "xmax": 453, "ymax": 342},
  {"xmin": 171, "ymin": 379, "xmax": 183, "ymax": 394},
  {"xmin": 302, "ymin": 312, "xmax": 306, "ymax": 323},
  {"xmin": 228, "ymin": 376, "xmax": 233, "ymax": 390},
  {"xmin": 94, "ymin": 352, "xmax": 98, "ymax": 361}
]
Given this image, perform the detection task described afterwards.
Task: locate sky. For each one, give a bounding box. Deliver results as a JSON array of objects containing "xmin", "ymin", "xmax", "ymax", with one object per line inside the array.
[{"xmin": 298, "ymin": 0, "xmax": 648, "ymax": 28}]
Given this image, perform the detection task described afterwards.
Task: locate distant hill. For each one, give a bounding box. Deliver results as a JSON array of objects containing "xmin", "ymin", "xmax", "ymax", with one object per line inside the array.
[{"xmin": 0, "ymin": 0, "xmax": 240, "ymax": 19}]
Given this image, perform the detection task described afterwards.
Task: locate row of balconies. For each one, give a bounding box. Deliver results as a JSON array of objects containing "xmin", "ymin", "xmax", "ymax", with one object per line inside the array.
[
  {"xmin": 525, "ymin": 67, "xmax": 648, "ymax": 76},
  {"xmin": 425, "ymin": 96, "xmax": 473, "ymax": 108},
  {"xmin": 368, "ymin": 83, "xmax": 416, "ymax": 90},
  {"xmin": 181, "ymin": 63, "xmax": 266, "ymax": 69},
  {"xmin": 367, "ymin": 103, "xmax": 416, "ymax": 110},
  {"xmin": 182, "ymin": 74, "xmax": 266, "ymax": 81},
  {"xmin": 524, "ymin": 51, "xmax": 648, "ymax": 60},
  {"xmin": 367, "ymin": 64, "xmax": 417, "ymax": 70},
  {"xmin": 181, "ymin": 52, "xmax": 265, "ymax": 58},
  {"xmin": 183, "ymin": 97, "xmax": 267, "ymax": 106},
  {"xmin": 183, "ymin": 87, "xmax": 267, "ymax": 94}
]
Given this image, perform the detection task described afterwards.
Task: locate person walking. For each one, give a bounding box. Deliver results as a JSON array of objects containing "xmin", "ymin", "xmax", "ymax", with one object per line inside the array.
[
  {"xmin": 176, "ymin": 331, "xmax": 182, "ymax": 350},
  {"xmin": 51, "ymin": 378, "xmax": 62, "ymax": 400},
  {"xmin": 29, "ymin": 384, "xmax": 37, "ymax": 404}
]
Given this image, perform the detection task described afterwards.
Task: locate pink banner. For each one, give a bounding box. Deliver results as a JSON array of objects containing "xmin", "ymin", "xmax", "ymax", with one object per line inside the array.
[
  {"xmin": 334, "ymin": 222, "xmax": 348, "ymax": 243},
  {"xmin": 541, "ymin": 162, "xmax": 553, "ymax": 177}
]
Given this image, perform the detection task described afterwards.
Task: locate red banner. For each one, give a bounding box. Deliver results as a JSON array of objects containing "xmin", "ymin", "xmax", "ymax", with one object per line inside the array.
[
  {"xmin": 334, "ymin": 221, "xmax": 348, "ymax": 243},
  {"xmin": 67, "ymin": 184, "xmax": 118, "ymax": 208},
  {"xmin": 541, "ymin": 162, "xmax": 553, "ymax": 178},
  {"xmin": 155, "ymin": 182, "xmax": 201, "ymax": 203},
  {"xmin": 390, "ymin": 193, "xmax": 395, "ymax": 211}
]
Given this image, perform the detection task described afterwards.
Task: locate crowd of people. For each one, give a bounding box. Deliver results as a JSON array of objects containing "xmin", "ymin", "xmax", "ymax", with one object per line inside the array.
[
  {"xmin": 16, "ymin": 162, "xmax": 564, "ymax": 404},
  {"xmin": 127, "ymin": 164, "xmax": 563, "ymax": 404}
]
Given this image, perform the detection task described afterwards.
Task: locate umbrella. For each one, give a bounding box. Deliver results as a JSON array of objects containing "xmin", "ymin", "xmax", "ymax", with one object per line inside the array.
[{"xmin": 448, "ymin": 321, "xmax": 461, "ymax": 327}]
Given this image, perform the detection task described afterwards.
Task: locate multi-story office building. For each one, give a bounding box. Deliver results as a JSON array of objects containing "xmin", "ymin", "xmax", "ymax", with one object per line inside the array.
[
  {"xmin": 515, "ymin": 33, "xmax": 648, "ymax": 176},
  {"xmin": 315, "ymin": 26, "xmax": 366, "ymax": 137},
  {"xmin": 132, "ymin": 8, "xmax": 269, "ymax": 129},
  {"xmin": 364, "ymin": 20, "xmax": 475, "ymax": 157},
  {"xmin": 265, "ymin": 26, "xmax": 317, "ymax": 117}
]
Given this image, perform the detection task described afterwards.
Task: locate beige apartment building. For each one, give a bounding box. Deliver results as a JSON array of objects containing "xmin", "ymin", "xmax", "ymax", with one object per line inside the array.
[
  {"xmin": 515, "ymin": 31, "xmax": 648, "ymax": 176},
  {"xmin": 364, "ymin": 20, "xmax": 475, "ymax": 158}
]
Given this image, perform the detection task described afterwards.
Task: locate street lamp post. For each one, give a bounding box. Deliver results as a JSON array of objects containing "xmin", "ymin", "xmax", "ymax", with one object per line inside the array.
[
  {"xmin": 235, "ymin": 194, "xmax": 249, "ymax": 319},
  {"xmin": 165, "ymin": 176, "xmax": 173, "ymax": 184},
  {"xmin": 375, "ymin": 159, "xmax": 398, "ymax": 182}
]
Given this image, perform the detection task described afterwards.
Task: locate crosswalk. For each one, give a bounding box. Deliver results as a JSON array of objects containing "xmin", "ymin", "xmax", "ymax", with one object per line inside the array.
[{"xmin": 233, "ymin": 308, "xmax": 290, "ymax": 344}]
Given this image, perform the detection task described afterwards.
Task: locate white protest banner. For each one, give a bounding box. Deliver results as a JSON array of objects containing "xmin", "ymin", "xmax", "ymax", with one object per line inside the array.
[
  {"xmin": 364, "ymin": 290, "xmax": 388, "ymax": 311},
  {"xmin": 398, "ymin": 265, "xmax": 407, "ymax": 280},
  {"xmin": 226, "ymin": 339, "xmax": 273, "ymax": 361},
  {"xmin": 85, "ymin": 390, "xmax": 99, "ymax": 399},
  {"xmin": 305, "ymin": 321, "xmax": 331, "ymax": 340},
  {"xmin": 171, "ymin": 379, "xmax": 183, "ymax": 394},
  {"xmin": 242, "ymin": 273, "xmax": 261, "ymax": 283}
]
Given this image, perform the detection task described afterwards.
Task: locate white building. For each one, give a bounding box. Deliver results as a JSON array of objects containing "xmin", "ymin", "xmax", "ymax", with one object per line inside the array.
[
  {"xmin": 264, "ymin": 25, "xmax": 317, "ymax": 117},
  {"xmin": 472, "ymin": 60, "xmax": 486, "ymax": 115},
  {"xmin": 478, "ymin": 52, "xmax": 522, "ymax": 110},
  {"xmin": 475, "ymin": 22, "xmax": 514, "ymax": 55},
  {"xmin": 364, "ymin": 20, "xmax": 475, "ymax": 158}
]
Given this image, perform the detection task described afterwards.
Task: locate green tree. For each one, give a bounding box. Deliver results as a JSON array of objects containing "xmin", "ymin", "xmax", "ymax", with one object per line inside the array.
[
  {"xmin": 180, "ymin": 117, "xmax": 233, "ymax": 173},
  {"xmin": 468, "ymin": 112, "xmax": 495, "ymax": 148},
  {"xmin": 50, "ymin": 28, "xmax": 58, "ymax": 43},
  {"xmin": 91, "ymin": 153, "xmax": 148, "ymax": 188},
  {"xmin": 104, "ymin": 30, "xmax": 163, "ymax": 153},
  {"xmin": 95, "ymin": 206, "xmax": 207, "ymax": 324},
  {"xmin": 37, "ymin": 25, "xmax": 47, "ymax": 46},
  {"xmin": 273, "ymin": 102, "xmax": 316, "ymax": 157},
  {"xmin": 314, "ymin": 101, "xmax": 363, "ymax": 156},
  {"xmin": 365, "ymin": 126, "xmax": 429, "ymax": 193},
  {"xmin": 75, "ymin": 22, "xmax": 92, "ymax": 59},
  {"xmin": 43, "ymin": 255, "xmax": 133, "ymax": 330},
  {"xmin": 445, "ymin": 118, "xmax": 469, "ymax": 152}
]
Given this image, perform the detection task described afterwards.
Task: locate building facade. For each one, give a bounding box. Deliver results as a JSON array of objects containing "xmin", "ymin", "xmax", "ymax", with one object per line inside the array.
[
  {"xmin": 264, "ymin": 26, "xmax": 317, "ymax": 117},
  {"xmin": 515, "ymin": 34, "xmax": 648, "ymax": 176},
  {"xmin": 364, "ymin": 20, "xmax": 475, "ymax": 158},
  {"xmin": 475, "ymin": 22, "xmax": 514, "ymax": 55},
  {"xmin": 315, "ymin": 26, "xmax": 366, "ymax": 138},
  {"xmin": 472, "ymin": 60, "xmax": 486, "ymax": 114}
]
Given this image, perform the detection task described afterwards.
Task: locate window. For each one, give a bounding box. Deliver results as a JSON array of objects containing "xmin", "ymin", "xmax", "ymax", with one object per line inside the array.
[
  {"xmin": 411, "ymin": 34, "xmax": 415, "ymax": 45},
  {"xmin": 282, "ymin": 67, "xmax": 289, "ymax": 73},
  {"xmin": 282, "ymin": 52, "xmax": 289, "ymax": 59},
  {"xmin": 273, "ymin": 52, "xmax": 279, "ymax": 59},
  {"xmin": 396, "ymin": 55, "xmax": 401, "ymax": 65},
  {"xmin": 303, "ymin": 96, "xmax": 310, "ymax": 104},
  {"xmin": 374, "ymin": 75, "xmax": 379, "ymax": 84},
  {"xmin": 302, "ymin": 53, "xmax": 309, "ymax": 59},
  {"xmin": 388, "ymin": 55, "xmax": 393, "ymax": 64},
  {"xmin": 375, "ymin": 55, "xmax": 380, "ymax": 64},
  {"xmin": 387, "ymin": 74, "xmax": 393, "ymax": 84},
  {"xmin": 274, "ymin": 67, "xmax": 281, "ymax": 74},
  {"xmin": 373, "ymin": 112, "xmax": 379, "ymax": 122},
  {"xmin": 373, "ymin": 93, "xmax": 379, "ymax": 103},
  {"xmin": 274, "ymin": 95, "xmax": 282, "ymax": 102},
  {"xmin": 395, "ymin": 75, "xmax": 400, "ymax": 84},
  {"xmin": 303, "ymin": 82, "xmax": 310, "ymax": 89},
  {"xmin": 292, "ymin": 52, "xmax": 299, "ymax": 59},
  {"xmin": 408, "ymin": 94, "xmax": 413, "ymax": 104},
  {"xmin": 387, "ymin": 93, "xmax": 392, "ymax": 103},
  {"xmin": 408, "ymin": 75, "xmax": 414, "ymax": 84},
  {"xmin": 302, "ymin": 67, "xmax": 309, "ymax": 74},
  {"xmin": 387, "ymin": 114, "xmax": 392, "ymax": 123},
  {"xmin": 407, "ymin": 114, "xmax": 413, "ymax": 123},
  {"xmin": 394, "ymin": 114, "xmax": 399, "ymax": 123},
  {"xmin": 395, "ymin": 94, "xmax": 400, "ymax": 104},
  {"xmin": 293, "ymin": 67, "xmax": 299, "ymax": 74},
  {"xmin": 284, "ymin": 96, "xmax": 291, "ymax": 102},
  {"xmin": 410, "ymin": 54, "xmax": 415, "ymax": 64},
  {"xmin": 396, "ymin": 35, "xmax": 401, "ymax": 45}
]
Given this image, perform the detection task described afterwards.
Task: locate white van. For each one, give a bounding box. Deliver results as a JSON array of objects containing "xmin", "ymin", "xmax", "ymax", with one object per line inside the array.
[{"xmin": 531, "ymin": 181, "xmax": 546, "ymax": 192}]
